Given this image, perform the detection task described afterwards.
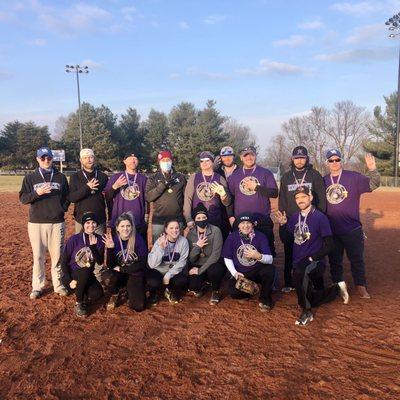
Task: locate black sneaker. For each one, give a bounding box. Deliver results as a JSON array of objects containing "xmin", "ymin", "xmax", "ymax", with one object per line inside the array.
[
  {"xmin": 164, "ymin": 288, "xmax": 179, "ymax": 304},
  {"xmin": 209, "ymin": 291, "xmax": 220, "ymax": 305},
  {"xmin": 148, "ymin": 293, "xmax": 160, "ymax": 307},
  {"xmin": 75, "ymin": 302, "xmax": 88, "ymax": 318},
  {"xmin": 295, "ymin": 310, "xmax": 313, "ymax": 326}
]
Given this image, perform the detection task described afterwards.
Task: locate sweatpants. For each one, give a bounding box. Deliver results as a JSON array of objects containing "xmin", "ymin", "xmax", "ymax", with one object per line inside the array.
[
  {"xmin": 279, "ymin": 225, "xmax": 294, "ymax": 287},
  {"xmin": 106, "ymin": 270, "xmax": 146, "ymax": 312},
  {"xmin": 71, "ymin": 268, "xmax": 103, "ymax": 303},
  {"xmin": 28, "ymin": 222, "xmax": 65, "ymax": 293},
  {"xmin": 146, "ymin": 268, "xmax": 188, "ymax": 298},
  {"xmin": 328, "ymin": 227, "xmax": 366, "ymax": 286},
  {"xmin": 294, "ymin": 261, "xmax": 338, "ymax": 310},
  {"xmin": 228, "ymin": 264, "xmax": 276, "ymax": 305},
  {"xmin": 188, "ymin": 261, "xmax": 226, "ymax": 292}
]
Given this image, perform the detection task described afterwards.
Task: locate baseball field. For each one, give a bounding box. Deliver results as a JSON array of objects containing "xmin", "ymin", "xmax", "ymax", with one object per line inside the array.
[{"xmin": 0, "ymin": 189, "xmax": 399, "ymax": 399}]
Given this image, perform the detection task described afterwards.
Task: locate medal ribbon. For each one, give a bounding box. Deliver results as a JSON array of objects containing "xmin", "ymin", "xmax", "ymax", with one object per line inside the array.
[
  {"xmin": 82, "ymin": 233, "xmax": 93, "ymax": 261},
  {"xmin": 118, "ymin": 236, "xmax": 129, "ymax": 263},
  {"xmin": 125, "ymin": 171, "xmax": 138, "ymax": 188},
  {"xmin": 242, "ymin": 165, "xmax": 257, "ymax": 177},
  {"xmin": 293, "ymin": 170, "xmax": 307, "ymax": 188},
  {"xmin": 330, "ymin": 169, "xmax": 343, "ymax": 186},
  {"xmin": 297, "ymin": 207, "xmax": 314, "ymax": 235},
  {"xmin": 82, "ymin": 169, "xmax": 97, "ymax": 182},
  {"xmin": 39, "ymin": 168, "xmax": 54, "ymax": 184},
  {"xmin": 166, "ymin": 240, "xmax": 177, "ymax": 265}
]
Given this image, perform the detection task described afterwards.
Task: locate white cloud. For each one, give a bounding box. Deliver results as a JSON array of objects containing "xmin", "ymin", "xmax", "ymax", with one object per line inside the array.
[
  {"xmin": 203, "ymin": 14, "xmax": 227, "ymax": 25},
  {"xmin": 81, "ymin": 59, "xmax": 103, "ymax": 69},
  {"xmin": 179, "ymin": 21, "xmax": 189, "ymax": 30},
  {"xmin": 330, "ymin": 1, "xmax": 400, "ymax": 16},
  {"xmin": 169, "ymin": 73, "xmax": 182, "ymax": 80},
  {"xmin": 315, "ymin": 47, "xmax": 397, "ymax": 62},
  {"xmin": 187, "ymin": 67, "xmax": 231, "ymax": 80},
  {"xmin": 298, "ymin": 19, "xmax": 324, "ymax": 30},
  {"xmin": 345, "ymin": 23, "xmax": 385, "ymax": 44},
  {"xmin": 238, "ymin": 59, "xmax": 312, "ymax": 76},
  {"xmin": 273, "ymin": 35, "xmax": 309, "ymax": 47},
  {"xmin": 27, "ymin": 38, "xmax": 47, "ymax": 46}
]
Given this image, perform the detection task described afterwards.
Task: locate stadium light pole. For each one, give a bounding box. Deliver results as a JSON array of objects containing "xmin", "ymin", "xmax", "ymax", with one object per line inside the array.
[
  {"xmin": 386, "ymin": 13, "xmax": 400, "ymax": 186},
  {"xmin": 65, "ymin": 64, "xmax": 89, "ymax": 150}
]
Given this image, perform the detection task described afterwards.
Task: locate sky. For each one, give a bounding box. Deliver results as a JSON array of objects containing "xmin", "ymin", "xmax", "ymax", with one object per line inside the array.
[{"xmin": 1, "ymin": 0, "xmax": 400, "ymax": 147}]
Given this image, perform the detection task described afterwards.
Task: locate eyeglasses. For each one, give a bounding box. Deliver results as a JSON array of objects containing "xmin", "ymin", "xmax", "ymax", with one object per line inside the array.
[
  {"xmin": 40, "ymin": 156, "xmax": 53, "ymax": 161},
  {"xmin": 328, "ymin": 158, "xmax": 341, "ymax": 163}
]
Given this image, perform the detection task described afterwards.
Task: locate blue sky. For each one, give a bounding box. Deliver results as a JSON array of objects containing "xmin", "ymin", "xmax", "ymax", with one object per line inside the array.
[{"xmin": 1, "ymin": 0, "xmax": 400, "ymax": 146}]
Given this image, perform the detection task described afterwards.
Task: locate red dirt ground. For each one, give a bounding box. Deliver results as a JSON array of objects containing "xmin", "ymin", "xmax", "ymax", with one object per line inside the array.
[{"xmin": 0, "ymin": 192, "xmax": 399, "ymax": 400}]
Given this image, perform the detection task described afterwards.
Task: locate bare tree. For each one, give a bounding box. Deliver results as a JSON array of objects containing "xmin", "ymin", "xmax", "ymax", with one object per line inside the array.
[
  {"xmin": 52, "ymin": 115, "xmax": 70, "ymax": 141},
  {"xmin": 223, "ymin": 118, "xmax": 256, "ymax": 153},
  {"xmin": 263, "ymin": 133, "xmax": 291, "ymax": 171}
]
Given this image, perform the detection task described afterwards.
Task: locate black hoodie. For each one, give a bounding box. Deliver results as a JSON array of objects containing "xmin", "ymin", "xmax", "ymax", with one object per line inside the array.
[{"xmin": 278, "ymin": 163, "xmax": 326, "ymax": 218}]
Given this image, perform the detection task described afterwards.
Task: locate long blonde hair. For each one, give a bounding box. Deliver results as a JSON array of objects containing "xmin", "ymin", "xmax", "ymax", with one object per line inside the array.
[{"xmin": 115, "ymin": 212, "xmax": 136, "ymax": 256}]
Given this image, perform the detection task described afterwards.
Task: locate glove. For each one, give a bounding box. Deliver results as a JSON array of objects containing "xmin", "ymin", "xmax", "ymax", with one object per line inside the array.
[{"xmin": 235, "ymin": 276, "xmax": 259, "ymax": 296}]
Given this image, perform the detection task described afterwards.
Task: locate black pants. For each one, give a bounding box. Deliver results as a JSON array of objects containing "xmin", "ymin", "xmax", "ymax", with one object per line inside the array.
[
  {"xmin": 328, "ymin": 227, "xmax": 366, "ymax": 286},
  {"xmin": 106, "ymin": 270, "xmax": 146, "ymax": 312},
  {"xmin": 256, "ymin": 217, "xmax": 276, "ymax": 257},
  {"xmin": 188, "ymin": 261, "xmax": 226, "ymax": 292},
  {"xmin": 146, "ymin": 269, "xmax": 188, "ymax": 297},
  {"xmin": 71, "ymin": 268, "xmax": 103, "ymax": 303},
  {"xmin": 293, "ymin": 261, "xmax": 338, "ymax": 311},
  {"xmin": 279, "ymin": 225, "xmax": 294, "ymax": 287},
  {"xmin": 228, "ymin": 264, "xmax": 275, "ymax": 305}
]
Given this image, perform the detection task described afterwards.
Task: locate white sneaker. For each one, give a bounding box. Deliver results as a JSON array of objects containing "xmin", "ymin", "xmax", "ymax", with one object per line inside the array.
[
  {"xmin": 338, "ymin": 281, "xmax": 350, "ymax": 304},
  {"xmin": 56, "ymin": 287, "xmax": 69, "ymax": 297},
  {"xmin": 29, "ymin": 290, "xmax": 42, "ymax": 300}
]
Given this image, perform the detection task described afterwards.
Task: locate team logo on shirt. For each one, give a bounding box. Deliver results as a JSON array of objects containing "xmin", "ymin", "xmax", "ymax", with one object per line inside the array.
[
  {"xmin": 326, "ymin": 184, "xmax": 348, "ymax": 205},
  {"xmin": 33, "ymin": 182, "xmax": 61, "ymax": 191},
  {"xmin": 75, "ymin": 247, "xmax": 93, "ymax": 268},
  {"xmin": 196, "ymin": 182, "xmax": 215, "ymax": 202},
  {"xmin": 294, "ymin": 223, "xmax": 311, "ymax": 245},
  {"xmin": 121, "ymin": 184, "xmax": 140, "ymax": 200},
  {"xmin": 239, "ymin": 177, "xmax": 259, "ymax": 196},
  {"xmin": 236, "ymin": 244, "xmax": 258, "ymax": 267},
  {"xmin": 116, "ymin": 250, "xmax": 138, "ymax": 265}
]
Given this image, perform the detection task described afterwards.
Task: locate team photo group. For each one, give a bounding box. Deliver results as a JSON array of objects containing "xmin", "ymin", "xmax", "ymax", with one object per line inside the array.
[{"xmin": 19, "ymin": 143, "xmax": 380, "ymax": 326}]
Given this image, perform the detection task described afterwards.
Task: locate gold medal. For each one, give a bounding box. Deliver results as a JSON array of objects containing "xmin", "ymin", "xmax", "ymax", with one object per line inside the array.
[
  {"xmin": 168, "ymin": 188, "xmax": 173, "ymax": 193},
  {"xmin": 342, "ymin": 190, "xmax": 348, "ymax": 198}
]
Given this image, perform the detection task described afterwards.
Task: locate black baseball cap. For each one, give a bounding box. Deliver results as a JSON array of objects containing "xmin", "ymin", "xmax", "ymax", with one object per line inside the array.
[
  {"xmin": 240, "ymin": 146, "xmax": 257, "ymax": 156},
  {"xmin": 294, "ymin": 186, "xmax": 311, "ymax": 197},
  {"xmin": 81, "ymin": 211, "xmax": 98, "ymax": 225},
  {"xmin": 292, "ymin": 146, "xmax": 308, "ymax": 159}
]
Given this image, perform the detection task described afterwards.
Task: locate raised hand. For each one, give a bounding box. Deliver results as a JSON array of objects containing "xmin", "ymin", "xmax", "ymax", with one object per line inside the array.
[
  {"xmin": 158, "ymin": 233, "xmax": 168, "ymax": 249},
  {"xmin": 243, "ymin": 247, "xmax": 261, "ymax": 260},
  {"xmin": 275, "ymin": 210, "xmax": 287, "ymax": 225},
  {"xmin": 365, "ymin": 153, "xmax": 377, "ymax": 171},
  {"xmin": 112, "ymin": 174, "xmax": 128, "ymax": 190},
  {"xmin": 87, "ymin": 178, "xmax": 99, "ymax": 191},
  {"xmin": 196, "ymin": 236, "xmax": 208, "ymax": 248},
  {"xmin": 36, "ymin": 183, "xmax": 52, "ymax": 196},
  {"xmin": 243, "ymin": 178, "xmax": 258, "ymax": 191},
  {"xmin": 102, "ymin": 232, "xmax": 115, "ymax": 248},
  {"xmin": 210, "ymin": 181, "xmax": 227, "ymax": 197}
]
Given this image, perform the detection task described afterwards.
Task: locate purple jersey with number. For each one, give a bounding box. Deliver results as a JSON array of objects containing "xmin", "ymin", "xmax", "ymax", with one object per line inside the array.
[
  {"xmin": 64, "ymin": 233, "xmax": 104, "ymax": 272},
  {"xmin": 323, "ymin": 170, "xmax": 371, "ymax": 235},
  {"xmin": 106, "ymin": 172, "xmax": 147, "ymax": 228},
  {"xmin": 287, "ymin": 209, "xmax": 332, "ymax": 265},
  {"xmin": 228, "ymin": 166, "xmax": 278, "ymax": 223},
  {"xmin": 222, "ymin": 230, "xmax": 271, "ymax": 273},
  {"xmin": 192, "ymin": 172, "xmax": 225, "ymax": 225}
]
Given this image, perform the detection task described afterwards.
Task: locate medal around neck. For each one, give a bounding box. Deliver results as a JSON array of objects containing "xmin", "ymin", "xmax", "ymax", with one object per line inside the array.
[
  {"xmin": 75, "ymin": 247, "xmax": 93, "ymax": 268},
  {"xmin": 326, "ymin": 184, "xmax": 348, "ymax": 205},
  {"xmin": 236, "ymin": 243, "xmax": 258, "ymax": 267}
]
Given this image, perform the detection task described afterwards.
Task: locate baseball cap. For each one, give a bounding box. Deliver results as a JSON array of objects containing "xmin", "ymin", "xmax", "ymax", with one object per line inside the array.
[
  {"xmin": 81, "ymin": 211, "xmax": 98, "ymax": 225},
  {"xmin": 292, "ymin": 146, "xmax": 308, "ymax": 159},
  {"xmin": 80, "ymin": 148, "xmax": 94, "ymax": 158},
  {"xmin": 220, "ymin": 146, "xmax": 235, "ymax": 156},
  {"xmin": 37, "ymin": 147, "xmax": 53, "ymax": 158},
  {"xmin": 157, "ymin": 150, "xmax": 172, "ymax": 161},
  {"xmin": 199, "ymin": 151, "xmax": 215, "ymax": 161},
  {"xmin": 236, "ymin": 212, "xmax": 254, "ymax": 224},
  {"xmin": 123, "ymin": 152, "xmax": 138, "ymax": 160},
  {"xmin": 240, "ymin": 146, "xmax": 257, "ymax": 156},
  {"xmin": 294, "ymin": 186, "xmax": 311, "ymax": 197},
  {"xmin": 326, "ymin": 149, "xmax": 342, "ymax": 160}
]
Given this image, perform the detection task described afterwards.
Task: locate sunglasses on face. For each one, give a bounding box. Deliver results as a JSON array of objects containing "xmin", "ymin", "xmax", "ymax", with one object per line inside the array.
[
  {"xmin": 328, "ymin": 158, "xmax": 341, "ymax": 163},
  {"xmin": 40, "ymin": 156, "xmax": 53, "ymax": 161}
]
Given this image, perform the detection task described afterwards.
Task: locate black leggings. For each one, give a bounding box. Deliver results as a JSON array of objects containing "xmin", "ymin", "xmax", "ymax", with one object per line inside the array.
[
  {"xmin": 188, "ymin": 261, "xmax": 226, "ymax": 291},
  {"xmin": 146, "ymin": 269, "xmax": 188, "ymax": 297},
  {"xmin": 71, "ymin": 268, "xmax": 103, "ymax": 303}
]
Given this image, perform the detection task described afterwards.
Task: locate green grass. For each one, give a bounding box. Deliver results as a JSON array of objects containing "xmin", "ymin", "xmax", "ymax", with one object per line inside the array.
[{"xmin": 0, "ymin": 176, "xmax": 24, "ymax": 192}]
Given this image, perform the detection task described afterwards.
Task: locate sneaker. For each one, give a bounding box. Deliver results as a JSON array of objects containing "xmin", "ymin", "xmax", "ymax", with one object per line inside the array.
[
  {"xmin": 148, "ymin": 293, "xmax": 160, "ymax": 307},
  {"xmin": 209, "ymin": 291, "xmax": 220, "ymax": 305},
  {"xmin": 56, "ymin": 287, "xmax": 69, "ymax": 297},
  {"xmin": 106, "ymin": 293, "xmax": 119, "ymax": 311},
  {"xmin": 281, "ymin": 286, "xmax": 295, "ymax": 293},
  {"xmin": 164, "ymin": 288, "xmax": 179, "ymax": 304},
  {"xmin": 337, "ymin": 281, "xmax": 350, "ymax": 304},
  {"xmin": 295, "ymin": 310, "xmax": 314, "ymax": 326},
  {"xmin": 75, "ymin": 302, "xmax": 88, "ymax": 317},
  {"xmin": 258, "ymin": 302, "xmax": 272, "ymax": 312},
  {"xmin": 29, "ymin": 290, "xmax": 42, "ymax": 300},
  {"xmin": 356, "ymin": 285, "xmax": 371, "ymax": 299}
]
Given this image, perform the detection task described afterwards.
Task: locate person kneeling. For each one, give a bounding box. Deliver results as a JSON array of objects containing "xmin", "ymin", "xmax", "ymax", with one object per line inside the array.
[
  {"xmin": 61, "ymin": 212, "xmax": 104, "ymax": 317},
  {"xmin": 276, "ymin": 186, "xmax": 350, "ymax": 326},
  {"xmin": 187, "ymin": 204, "xmax": 226, "ymax": 305},
  {"xmin": 222, "ymin": 213, "xmax": 275, "ymax": 312},
  {"xmin": 147, "ymin": 218, "xmax": 189, "ymax": 305},
  {"xmin": 103, "ymin": 212, "xmax": 147, "ymax": 312}
]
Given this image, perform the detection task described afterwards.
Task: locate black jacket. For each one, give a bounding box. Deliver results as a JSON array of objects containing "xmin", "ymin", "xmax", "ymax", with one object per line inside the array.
[
  {"xmin": 19, "ymin": 167, "xmax": 69, "ymax": 223},
  {"xmin": 145, "ymin": 170, "xmax": 186, "ymax": 224},
  {"xmin": 278, "ymin": 164, "xmax": 326, "ymax": 218},
  {"xmin": 68, "ymin": 169, "xmax": 109, "ymax": 224}
]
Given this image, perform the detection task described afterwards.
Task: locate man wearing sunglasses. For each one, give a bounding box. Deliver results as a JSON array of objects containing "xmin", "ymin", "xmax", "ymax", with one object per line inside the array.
[
  {"xmin": 19, "ymin": 147, "xmax": 70, "ymax": 299},
  {"xmin": 324, "ymin": 149, "xmax": 380, "ymax": 299}
]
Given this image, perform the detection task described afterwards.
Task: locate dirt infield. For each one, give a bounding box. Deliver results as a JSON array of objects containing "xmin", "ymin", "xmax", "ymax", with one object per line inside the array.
[{"xmin": 1, "ymin": 192, "xmax": 399, "ymax": 400}]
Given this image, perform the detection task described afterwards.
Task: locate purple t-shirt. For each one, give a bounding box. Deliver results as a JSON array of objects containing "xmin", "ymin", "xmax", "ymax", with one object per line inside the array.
[
  {"xmin": 106, "ymin": 172, "xmax": 147, "ymax": 228},
  {"xmin": 192, "ymin": 172, "xmax": 225, "ymax": 225},
  {"xmin": 222, "ymin": 230, "xmax": 271, "ymax": 273},
  {"xmin": 64, "ymin": 232, "xmax": 104, "ymax": 272},
  {"xmin": 287, "ymin": 209, "xmax": 332, "ymax": 265},
  {"xmin": 228, "ymin": 166, "xmax": 278, "ymax": 223},
  {"xmin": 323, "ymin": 170, "xmax": 370, "ymax": 235}
]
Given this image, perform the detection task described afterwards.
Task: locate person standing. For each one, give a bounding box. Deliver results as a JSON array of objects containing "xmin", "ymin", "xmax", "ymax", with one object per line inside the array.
[
  {"xmin": 278, "ymin": 146, "xmax": 327, "ymax": 293},
  {"xmin": 105, "ymin": 153, "xmax": 148, "ymax": 240},
  {"xmin": 145, "ymin": 150, "xmax": 187, "ymax": 244},
  {"xmin": 215, "ymin": 146, "xmax": 238, "ymax": 179},
  {"xmin": 19, "ymin": 147, "xmax": 69, "ymax": 299},
  {"xmin": 184, "ymin": 151, "xmax": 231, "ymax": 235},
  {"xmin": 228, "ymin": 146, "xmax": 278, "ymax": 255},
  {"xmin": 324, "ymin": 150, "xmax": 380, "ymax": 299}
]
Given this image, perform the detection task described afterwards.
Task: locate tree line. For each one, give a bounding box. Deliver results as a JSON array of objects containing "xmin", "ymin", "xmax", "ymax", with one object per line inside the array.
[{"xmin": 0, "ymin": 94, "xmax": 398, "ymax": 176}]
